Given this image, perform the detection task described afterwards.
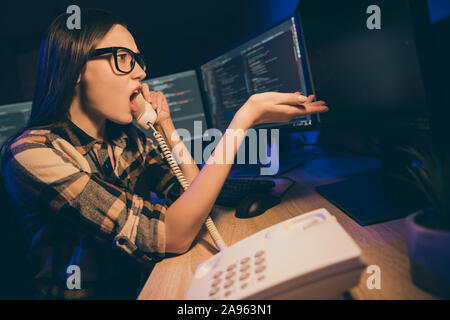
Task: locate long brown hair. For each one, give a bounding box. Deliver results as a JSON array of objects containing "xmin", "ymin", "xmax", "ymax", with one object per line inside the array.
[
  {"xmin": 30, "ymin": 8, "xmax": 127, "ymax": 127},
  {"xmin": 1, "ymin": 8, "xmax": 127, "ymax": 155}
]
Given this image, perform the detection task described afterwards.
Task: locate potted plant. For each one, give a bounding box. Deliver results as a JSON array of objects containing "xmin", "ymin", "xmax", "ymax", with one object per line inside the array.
[{"xmin": 397, "ymin": 145, "xmax": 450, "ymax": 299}]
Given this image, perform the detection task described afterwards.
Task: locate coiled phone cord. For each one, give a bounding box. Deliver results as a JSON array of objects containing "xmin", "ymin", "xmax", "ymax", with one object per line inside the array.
[{"xmin": 149, "ymin": 123, "xmax": 228, "ymax": 251}]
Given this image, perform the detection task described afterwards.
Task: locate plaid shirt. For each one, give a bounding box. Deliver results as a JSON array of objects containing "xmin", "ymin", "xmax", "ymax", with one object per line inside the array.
[{"xmin": 2, "ymin": 120, "xmax": 184, "ymax": 299}]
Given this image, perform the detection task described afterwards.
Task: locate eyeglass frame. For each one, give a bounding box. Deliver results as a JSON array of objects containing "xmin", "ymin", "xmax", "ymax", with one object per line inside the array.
[{"xmin": 90, "ymin": 46, "xmax": 147, "ymax": 74}]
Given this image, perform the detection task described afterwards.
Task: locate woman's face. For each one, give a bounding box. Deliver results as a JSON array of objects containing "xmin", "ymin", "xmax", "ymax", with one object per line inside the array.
[{"xmin": 78, "ymin": 24, "xmax": 147, "ymax": 125}]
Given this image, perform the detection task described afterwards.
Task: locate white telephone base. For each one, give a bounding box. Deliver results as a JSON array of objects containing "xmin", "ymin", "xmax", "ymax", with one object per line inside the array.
[{"xmin": 186, "ymin": 208, "xmax": 366, "ymax": 300}]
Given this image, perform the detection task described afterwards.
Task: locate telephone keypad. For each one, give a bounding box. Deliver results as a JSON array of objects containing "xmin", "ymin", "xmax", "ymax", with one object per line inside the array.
[{"xmin": 208, "ymin": 250, "xmax": 267, "ymax": 298}]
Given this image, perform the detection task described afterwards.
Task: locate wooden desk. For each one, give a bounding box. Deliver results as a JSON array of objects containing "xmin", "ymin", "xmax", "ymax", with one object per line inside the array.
[{"xmin": 138, "ymin": 150, "xmax": 438, "ymax": 300}]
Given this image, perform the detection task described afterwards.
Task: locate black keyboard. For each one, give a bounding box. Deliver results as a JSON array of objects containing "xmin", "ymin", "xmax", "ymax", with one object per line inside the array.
[{"xmin": 215, "ymin": 178, "xmax": 276, "ymax": 207}]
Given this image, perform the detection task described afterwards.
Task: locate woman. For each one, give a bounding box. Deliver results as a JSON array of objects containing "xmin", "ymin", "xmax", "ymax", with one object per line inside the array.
[{"xmin": 1, "ymin": 9, "xmax": 328, "ymax": 299}]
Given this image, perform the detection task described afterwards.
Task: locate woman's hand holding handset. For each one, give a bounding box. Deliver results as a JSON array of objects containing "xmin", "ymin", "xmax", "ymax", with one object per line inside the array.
[{"xmin": 140, "ymin": 83, "xmax": 172, "ymax": 127}]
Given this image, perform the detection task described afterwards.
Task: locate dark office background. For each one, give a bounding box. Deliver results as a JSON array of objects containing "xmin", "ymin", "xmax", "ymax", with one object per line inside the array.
[{"xmin": 0, "ymin": 0, "xmax": 449, "ymax": 106}]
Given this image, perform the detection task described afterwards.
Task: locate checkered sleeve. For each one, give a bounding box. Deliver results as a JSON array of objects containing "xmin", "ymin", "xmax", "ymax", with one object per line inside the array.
[
  {"xmin": 141, "ymin": 134, "xmax": 185, "ymax": 206},
  {"xmin": 2, "ymin": 132, "xmax": 167, "ymax": 263}
]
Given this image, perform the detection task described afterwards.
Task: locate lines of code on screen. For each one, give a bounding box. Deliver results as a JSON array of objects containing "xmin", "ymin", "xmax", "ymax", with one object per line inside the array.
[
  {"xmin": 144, "ymin": 70, "xmax": 208, "ymax": 141},
  {"xmin": 201, "ymin": 17, "xmax": 309, "ymax": 131}
]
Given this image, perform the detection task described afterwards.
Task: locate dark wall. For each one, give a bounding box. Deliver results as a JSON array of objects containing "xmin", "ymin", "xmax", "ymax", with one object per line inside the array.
[
  {"xmin": 0, "ymin": 0, "xmax": 448, "ymax": 106},
  {"xmin": 0, "ymin": 0, "xmax": 292, "ymax": 105}
]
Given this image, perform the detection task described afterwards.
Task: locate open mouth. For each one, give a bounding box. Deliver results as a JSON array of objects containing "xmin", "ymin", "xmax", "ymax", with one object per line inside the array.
[
  {"xmin": 130, "ymin": 90, "xmax": 139, "ymax": 101},
  {"xmin": 130, "ymin": 89, "xmax": 140, "ymax": 112}
]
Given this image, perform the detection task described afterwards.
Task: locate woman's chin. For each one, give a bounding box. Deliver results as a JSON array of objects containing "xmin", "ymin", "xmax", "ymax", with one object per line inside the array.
[{"xmin": 109, "ymin": 114, "xmax": 134, "ymax": 125}]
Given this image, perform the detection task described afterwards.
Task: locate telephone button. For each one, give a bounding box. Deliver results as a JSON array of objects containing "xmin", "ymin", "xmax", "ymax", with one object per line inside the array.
[
  {"xmin": 240, "ymin": 257, "xmax": 251, "ymax": 265},
  {"xmin": 254, "ymin": 250, "xmax": 265, "ymax": 258},
  {"xmin": 255, "ymin": 265, "xmax": 266, "ymax": 274},
  {"xmin": 224, "ymin": 279, "xmax": 234, "ymax": 289},
  {"xmin": 240, "ymin": 264, "xmax": 250, "ymax": 273},
  {"xmin": 224, "ymin": 290, "xmax": 234, "ymax": 297},
  {"xmin": 211, "ymin": 278, "xmax": 222, "ymax": 287},
  {"xmin": 239, "ymin": 272, "xmax": 251, "ymax": 281},
  {"xmin": 225, "ymin": 271, "xmax": 236, "ymax": 280},
  {"xmin": 255, "ymin": 257, "xmax": 266, "ymax": 265},
  {"xmin": 209, "ymin": 287, "xmax": 220, "ymax": 297},
  {"xmin": 226, "ymin": 264, "xmax": 237, "ymax": 271},
  {"xmin": 213, "ymin": 271, "xmax": 223, "ymax": 279}
]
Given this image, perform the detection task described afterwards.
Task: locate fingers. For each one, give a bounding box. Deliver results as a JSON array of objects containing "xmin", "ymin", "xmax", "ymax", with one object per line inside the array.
[
  {"xmin": 305, "ymin": 102, "xmax": 329, "ymax": 113},
  {"xmin": 313, "ymin": 101, "xmax": 327, "ymax": 108},
  {"xmin": 279, "ymin": 101, "xmax": 329, "ymax": 116},
  {"xmin": 303, "ymin": 99, "xmax": 328, "ymax": 113},
  {"xmin": 268, "ymin": 91, "xmax": 312, "ymax": 105},
  {"xmin": 141, "ymin": 83, "xmax": 161, "ymax": 111},
  {"xmin": 141, "ymin": 83, "xmax": 155, "ymax": 109},
  {"xmin": 154, "ymin": 92, "xmax": 164, "ymax": 113}
]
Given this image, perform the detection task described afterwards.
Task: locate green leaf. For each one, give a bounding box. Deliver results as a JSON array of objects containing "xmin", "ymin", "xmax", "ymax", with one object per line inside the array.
[{"xmin": 397, "ymin": 145, "xmax": 450, "ymax": 227}]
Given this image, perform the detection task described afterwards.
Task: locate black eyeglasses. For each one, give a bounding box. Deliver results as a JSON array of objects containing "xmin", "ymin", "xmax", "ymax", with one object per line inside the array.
[{"xmin": 90, "ymin": 46, "xmax": 146, "ymax": 74}]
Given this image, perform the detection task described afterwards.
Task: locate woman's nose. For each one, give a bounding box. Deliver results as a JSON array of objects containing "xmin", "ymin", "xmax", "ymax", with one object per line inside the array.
[{"xmin": 132, "ymin": 64, "xmax": 146, "ymax": 80}]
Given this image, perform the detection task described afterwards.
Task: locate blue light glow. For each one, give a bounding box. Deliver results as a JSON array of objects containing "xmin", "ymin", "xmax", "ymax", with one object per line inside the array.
[{"xmin": 427, "ymin": 0, "xmax": 450, "ymax": 23}]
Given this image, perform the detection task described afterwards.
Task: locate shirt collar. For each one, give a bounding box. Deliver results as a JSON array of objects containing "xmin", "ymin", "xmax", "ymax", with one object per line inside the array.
[{"xmin": 57, "ymin": 120, "xmax": 129, "ymax": 155}]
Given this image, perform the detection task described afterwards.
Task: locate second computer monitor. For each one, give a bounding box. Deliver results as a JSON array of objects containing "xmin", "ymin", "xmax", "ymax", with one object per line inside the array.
[
  {"xmin": 200, "ymin": 16, "xmax": 318, "ymax": 133},
  {"xmin": 143, "ymin": 70, "xmax": 208, "ymax": 142}
]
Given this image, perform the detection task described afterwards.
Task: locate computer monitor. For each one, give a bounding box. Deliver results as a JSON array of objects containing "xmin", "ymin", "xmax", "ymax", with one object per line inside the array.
[
  {"xmin": 143, "ymin": 70, "xmax": 208, "ymax": 142},
  {"xmin": 0, "ymin": 101, "xmax": 32, "ymax": 146},
  {"xmin": 199, "ymin": 16, "xmax": 318, "ymax": 133},
  {"xmin": 295, "ymin": 0, "xmax": 445, "ymax": 225}
]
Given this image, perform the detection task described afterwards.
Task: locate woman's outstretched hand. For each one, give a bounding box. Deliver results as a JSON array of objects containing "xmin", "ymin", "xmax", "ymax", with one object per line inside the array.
[
  {"xmin": 139, "ymin": 87, "xmax": 328, "ymax": 130},
  {"xmin": 236, "ymin": 92, "xmax": 328, "ymax": 128}
]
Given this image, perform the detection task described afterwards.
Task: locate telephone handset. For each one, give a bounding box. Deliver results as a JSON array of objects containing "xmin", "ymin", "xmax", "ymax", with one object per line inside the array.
[
  {"xmin": 132, "ymin": 93, "xmax": 227, "ymax": 251},
  {"xmin": 133, "ymin": 93, "xmax": 158, "ymax": 130}
]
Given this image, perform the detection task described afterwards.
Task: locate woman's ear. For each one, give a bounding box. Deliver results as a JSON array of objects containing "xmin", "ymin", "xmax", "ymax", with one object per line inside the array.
[{"xmin": 76, "ymin": 64, "xmax": 87, "ymax": 85}]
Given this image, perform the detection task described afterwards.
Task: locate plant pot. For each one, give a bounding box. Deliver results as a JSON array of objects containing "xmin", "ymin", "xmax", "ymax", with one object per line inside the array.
[{"xmin": 405, "ymin": 210, "xmax": 450, "ymax": 299}]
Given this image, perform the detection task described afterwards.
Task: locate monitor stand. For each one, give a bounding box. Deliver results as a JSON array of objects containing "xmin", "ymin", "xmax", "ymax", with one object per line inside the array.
[
  {"xmin": 229, "ymin": 131, "xmax": 311, "ymax": 177},
  {"xmin": 315, "ymin": 139, "xmax": 430, "ymax": 226}
]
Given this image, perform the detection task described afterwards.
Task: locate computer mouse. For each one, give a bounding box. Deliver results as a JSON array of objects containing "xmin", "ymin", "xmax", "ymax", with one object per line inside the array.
[{"xmin": 235, "ymin": 193, "xmax": 281, "ymax": 219}]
